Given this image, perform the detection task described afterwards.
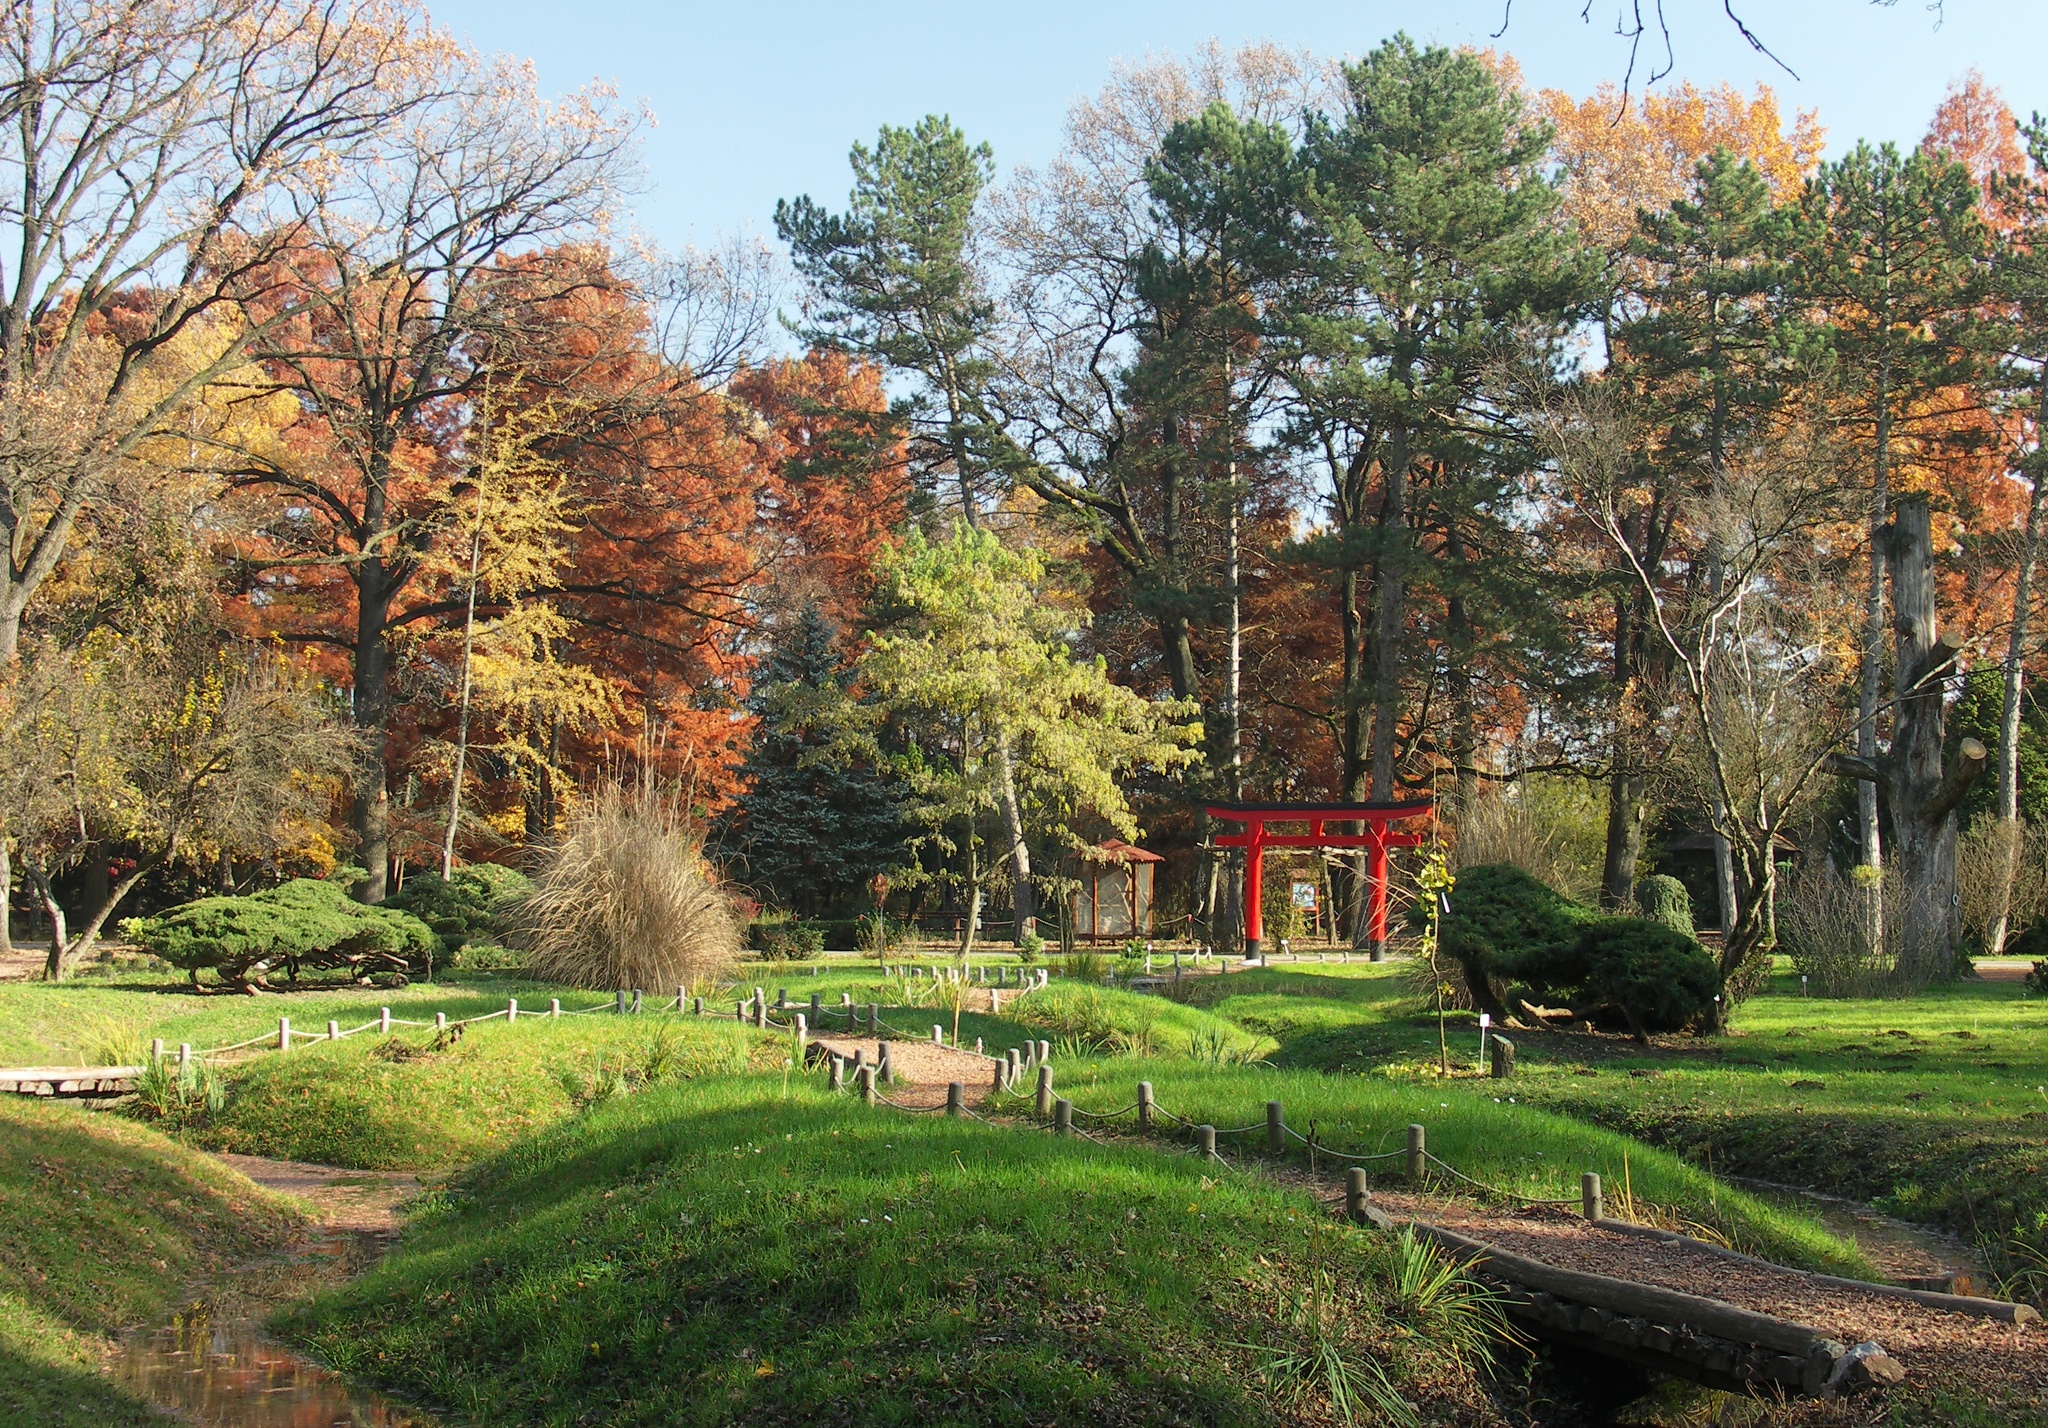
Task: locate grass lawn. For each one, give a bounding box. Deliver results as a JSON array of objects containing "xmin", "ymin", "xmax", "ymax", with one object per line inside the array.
[
  {"xmin": 0, "ymin": 1099, "xmax": 302, "ymax": 1427},
  {"xmin": 278, "ymin": 1076, "xmax": 1503, "ymax": 1428}
]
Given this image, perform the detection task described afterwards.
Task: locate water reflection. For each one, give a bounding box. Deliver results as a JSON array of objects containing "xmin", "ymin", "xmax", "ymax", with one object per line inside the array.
[{"xmin": 116, "ymin": 1301, "xmax": 432, "ymax": 1428}]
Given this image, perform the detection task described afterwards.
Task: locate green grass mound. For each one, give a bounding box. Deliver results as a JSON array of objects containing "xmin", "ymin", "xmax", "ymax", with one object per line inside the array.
[
  {"xmin": 1033, "ymin": 1060, "xmax": 1869, "ymax": 1276},
  {"xmin": 186, "ymin": 1016, "xmax": 773, "ymax": 1171},
  {"xmin": 1002, "ymin": 982, "xmax": 1273, "ymax": 1061},
  {"xmin": 0, "ymin": 1100, "xmax": 301, "ymax": 1427},
  {"xmin": 281, "ymin": 1080, "xmax": 1498, "ymax": 1427}
]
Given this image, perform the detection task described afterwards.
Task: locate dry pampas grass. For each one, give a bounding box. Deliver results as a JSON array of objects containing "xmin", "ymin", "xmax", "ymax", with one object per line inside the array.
[{"xmin": 508, "ymin": 781, "xmax": 740, "ymax": 991}]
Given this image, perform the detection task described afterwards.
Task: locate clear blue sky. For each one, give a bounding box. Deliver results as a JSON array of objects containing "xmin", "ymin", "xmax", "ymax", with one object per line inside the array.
[{"xmin": 429, "ymin": 0, "xmax": 2046, "ymax": 252}]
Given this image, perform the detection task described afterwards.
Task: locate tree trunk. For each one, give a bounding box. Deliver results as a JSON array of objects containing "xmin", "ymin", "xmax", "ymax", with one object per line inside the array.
[
  {"xmin": 1601, "ymin": 593, "xmax": 1643, "ymax": 910},
  {"xmin": 995, "ymin": 731, "xmax": 1033, "ymax": 941},
  {"xmin": 352, "ymin": 553, "xmax": 394, "ymax": 903},
  {"xmin": 1366, "ymin": 428, "xmax": 1411, "ymax": 960},
  {"xmin": 1442, "ymin": 522, "xmax": 1479, "ymax": 817},
  {"xmin": 1857, "ymin": 384, "xmax": 1892, "ymax": 901},
  {"xmin": 1987, "ymin": 388, "xmax": 2046, "ymax": 956},
  {"xmin": 1884, "ymin": 497, "xmax": 1979, "ymax": 983},
  {"xmin": 0, "ymin": 826, "xmax": 11, "ymax": 960},
  {"xmin": 27, "ymin": 861, "xmax": 68, "ymax": 981},
  {"xmin": 442, "ymin": 526, "xmax": 482, "ymax": 881}
]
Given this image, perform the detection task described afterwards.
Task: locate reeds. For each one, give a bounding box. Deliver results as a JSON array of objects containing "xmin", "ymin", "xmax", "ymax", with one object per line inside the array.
[{"xmin": 509, "ymin": 781, "xmax": 740, "ymax": 992}]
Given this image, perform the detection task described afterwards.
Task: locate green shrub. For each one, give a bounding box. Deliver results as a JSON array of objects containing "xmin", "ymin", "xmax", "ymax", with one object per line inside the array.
[
  {"xmin": 124, "ymin": 880, "xmax": 437, "ymax": 990},
  {"xmin": 1578, "ymin": 917, "xmax": 1720, "ymax": 1033},
  {"xmin": 2026, "ymin": 960, "xmax": 2047, "ymax": 997},
  {"xmin": 751, "ymin": 922, "xmax": 824, "ymax": 961},
  {"xmin": 1633, "ymin": 874, "xmax": 1694, "ymax": 937},
  {"xmin": 1017, "ymin": 930, "xmax": 1044, "ymax": 963},
  {"xmin": 1442, "ymin": 863, "xmax": 1718, "ymax": 1033},
  {"xmin": 385, "ymin": 865, "xmax": 533, "ymax": 954}
]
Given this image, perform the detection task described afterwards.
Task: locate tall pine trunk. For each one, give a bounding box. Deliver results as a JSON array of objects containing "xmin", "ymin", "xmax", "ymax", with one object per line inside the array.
[
  {"xmin": 1365, "ymin": 425, "xmax": 1411, "ymax": 960},
  {"xmin": 1987, "ymin": 384, "xmax": 2047, "ymax": 955}
]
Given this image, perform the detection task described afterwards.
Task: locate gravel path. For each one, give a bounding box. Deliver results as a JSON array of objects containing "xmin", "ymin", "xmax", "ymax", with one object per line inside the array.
[{"xmin": 809, "ymin": 1035, "xmax": 1007, "ymax": 1101}]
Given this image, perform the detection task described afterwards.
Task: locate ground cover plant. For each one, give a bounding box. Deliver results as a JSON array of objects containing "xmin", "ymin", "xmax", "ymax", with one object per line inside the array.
[
  {"xmin": 0, "ymin": 1099, "xmax": 301, "ymax": 1428},
  {"xmin": 279, "ymin": 1076, "xmax": 1509, "ymax": 1428}
]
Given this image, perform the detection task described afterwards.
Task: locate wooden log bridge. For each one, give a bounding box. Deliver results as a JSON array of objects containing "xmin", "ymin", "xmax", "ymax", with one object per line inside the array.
[
  {"xmin": 1349, "ymin": 1199, "xmax": 1909, "ymax": 1399},
  {"xmin": 0, "ymin": 1066, "xmax": 142, "ymax": 1096}
]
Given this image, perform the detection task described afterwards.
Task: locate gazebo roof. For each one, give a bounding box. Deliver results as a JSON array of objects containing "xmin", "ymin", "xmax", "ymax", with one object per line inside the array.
[{"xmin": 1086, "ymin": 838, "xmax": 1164, "ymax": 864}]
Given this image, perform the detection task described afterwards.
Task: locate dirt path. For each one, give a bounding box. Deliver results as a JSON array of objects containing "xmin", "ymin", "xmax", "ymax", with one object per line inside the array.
[
  {"xmin": 1358, "ymin": 1189, "xmax": 2047, "ymax": 1417},
  {"xmin": 213, "ymin": 1153, "xmax": 421, "ymax": 1242}
]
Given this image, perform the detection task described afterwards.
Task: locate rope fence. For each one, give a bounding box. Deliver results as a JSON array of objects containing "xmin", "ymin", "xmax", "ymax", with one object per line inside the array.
[{"xmin": 139, "ymin": 971, "xmax": 1588, "ymax": 1220}]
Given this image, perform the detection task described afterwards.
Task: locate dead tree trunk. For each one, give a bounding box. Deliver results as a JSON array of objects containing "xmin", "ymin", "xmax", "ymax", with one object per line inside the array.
[{"xmin": 1829, "ymin": 497, "xmax": 1985, "ymax": 984}]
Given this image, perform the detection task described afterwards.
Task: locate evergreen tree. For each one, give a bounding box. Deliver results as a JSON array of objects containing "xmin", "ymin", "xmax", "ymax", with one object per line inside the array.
[
  {"xmin": 1616, "ymin": 150, "xmax": 1790, "ymax": 918},
  {"xmin": 714, "ymin": 607, "xmax": 907, "ymax": 917}
]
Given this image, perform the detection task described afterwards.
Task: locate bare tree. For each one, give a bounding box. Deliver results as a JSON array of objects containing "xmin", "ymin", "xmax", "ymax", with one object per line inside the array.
[
  {"xmin": 1535, "ymin": 381, "xmax": 1865, "ymax": 1025},
  {"xmin": 0, "ymin": 0, "xmax": 437, "ymax": 664}
]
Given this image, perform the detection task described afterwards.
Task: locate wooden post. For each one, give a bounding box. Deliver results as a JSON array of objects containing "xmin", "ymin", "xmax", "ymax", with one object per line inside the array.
[
  {"xmin": 878, "ymin": 1042, "xmax": 894, "ymax": 1084},
  {"xmin": 1266, "ymin": 1101, "xmax": 1284, "ymax": 1156},
  {"xmin": 736, "ymin": 1000, "xmax": 747, "ymax": 1022},
  {"xmin": 829, "ymin": 1055, "xmax": 844, "ymax": 1091},
  {"xmin": 693, "ymin": 997, "xmax": 703, "ymax": 1016},
  {"xmin": 278, "ymin": 1017, "xmax": 291, "ymax": 1051},
  {"xmin": 177, "ymin": 1043, "xmax": 191, "ymax": 1066},
  {"xmin": 755, "ymin": 999, "xmax": 768, "ymax": 1030},
  {"xmin": 1198, "ymin": 1124, "xmax": 1217, "ymax": 1158},
  {"xmin": 1054, "ymin": 1098, "xmax": 1073, "ymax": 1135},
  {"xmin": 1005, "ymin": 1048, "xmax": 1020, "ymax": 1090},
  {"xmin": 776, "ymin": 987, "xmax": 787, "ymax": 1010},
  {"xmin": 1582, "ymin": 1172, "xmax": 1604, "ymax": 1223},
  {"xmin": 1037, "ymin": 1039, "xmax": 1050, "ymax": 1063},
  {"xmin": 615, "ymin": 990, "xmax": 626, "ymax": 1015},
  {"xmin": 1346, "ymin": 1168, "xmax": 1370, "ymax": 1224},
  {"xmin": 678, "ymin": 986, "xmax": 687, "ymax": 1013},
  {"xmin": 859, "ymin": 1064, "xmax": 876, "ymax": 1105},
  {"xmin": 989, "ymin": 990, "xmax": 1001, "ymax": 1015},
  {"xmin": 551, "ymin": 998, "xmax": 562, "ymax": 1017},
  {"xmin": 947, "ymin": 1082, "xmax": 964, "ymax": 1117},
  {"xmin": 324, "ymin": 1018, "xmax": 339, "ymax": 1041},
  {"xmin": 632, "ymin": 989, "xmax": 643, "ymax": 1014},
  {"xmin": 932, "ymin": 1024, "xmax": 943, "ymax": 1044},
  {"xmin": 151, "ymin": 1038, "xmax": 164, "ymax": 1062},
  {"xmin": 1035, "ymin": 1065, "xmax": 1053, "ymax": 1118},
  {"xmin": 1406, "ymin": 1124, "xmax": 1426, "ymax": 1183},
  {"xmin": 1489, "ymin": 1036, "xmax": 1516, "ymax": 1079},
  {"xmin": 868, "ymin": 1003, "xmax": 879, "ymax": 1033},
  {"xmin": 810, "ymin": 993, "xmax": 822, "ymax": 1021},
  {"xmin": 435, "ymin": 1012, "xmax": 446, "ymax": 1034},
  {"xmin": 379, "ymin": 1008, "xmax": 392, "ymax": 1035},
  {"xmin": 1137, "ymin": 1081, "xmax": 1154, "ymax": 1132},
  {"xmin": 507, "ymin": 998, "xmax": 518, "ymax": 1024},
  {"xmin": 794, "ymin": 1013, "xmax": 807, "ymax": 1050}
]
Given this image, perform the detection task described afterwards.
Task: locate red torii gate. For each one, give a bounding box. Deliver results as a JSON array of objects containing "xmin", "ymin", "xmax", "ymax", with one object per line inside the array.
[{"xmin": 1207, "ymin": 800, "xmax": 1433, "ymax": 960}]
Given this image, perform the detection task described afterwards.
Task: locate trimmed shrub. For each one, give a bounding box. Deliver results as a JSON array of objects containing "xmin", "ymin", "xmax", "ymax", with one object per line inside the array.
[
  {"xmin": 1578, "ymin": 917, "xmax": 1721, "ymax": 1033},
  {"xmin": 125, "ymin": 879, "xmax": 437, "ymax": 990},
  {"xmin": 1633, "ymin": 874, "xmax": 1694, "ymax": 937},
  {"xmin": 507, "ymin": 782, "xmax": 740, "ymax": 992},
  {"xmin": 1442, "ymin": 862, "xmax": 1719, "ymax": 1033},
  {"xmin": 386, "ymin": 864, "xmax": 534, "ymax": 954}
]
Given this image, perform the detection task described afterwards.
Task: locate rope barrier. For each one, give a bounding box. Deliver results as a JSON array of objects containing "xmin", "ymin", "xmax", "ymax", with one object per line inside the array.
[{"xmin": 1422, "ymin": 1152, "xmax": 1581, "ymax": 1207}]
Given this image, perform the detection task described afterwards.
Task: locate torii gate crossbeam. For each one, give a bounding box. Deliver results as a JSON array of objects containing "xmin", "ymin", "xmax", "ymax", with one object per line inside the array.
[{"xmin": 1206, "ymin": 801, "xmax": 1432, "ymax": 961}]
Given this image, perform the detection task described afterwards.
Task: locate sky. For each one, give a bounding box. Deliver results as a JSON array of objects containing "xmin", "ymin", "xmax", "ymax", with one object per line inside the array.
[{"xmin": 426, "ymin": 0, "xmax": 2047, "ymax": 254}]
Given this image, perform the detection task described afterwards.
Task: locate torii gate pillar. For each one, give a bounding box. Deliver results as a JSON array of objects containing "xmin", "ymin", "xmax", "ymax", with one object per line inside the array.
[{"xmin": 1207, "ymin": 801, "xmax": 1433, "ymax": 960}]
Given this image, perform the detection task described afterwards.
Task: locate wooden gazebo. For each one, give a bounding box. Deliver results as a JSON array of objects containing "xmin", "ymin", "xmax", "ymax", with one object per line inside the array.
[{"xmin": 1068, "ymin": 840, "xmax": 1162, "ymax": 943}]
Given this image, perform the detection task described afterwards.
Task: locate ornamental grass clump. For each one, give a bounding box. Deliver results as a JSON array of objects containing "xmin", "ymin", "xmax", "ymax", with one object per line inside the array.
[{"xmin": 510, "ymin": 783, "xmax": 740, "ymax": 991}]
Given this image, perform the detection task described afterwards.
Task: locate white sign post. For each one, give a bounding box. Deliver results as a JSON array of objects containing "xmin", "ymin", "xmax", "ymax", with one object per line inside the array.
[{"xmin": 1478, "ymin": 1012, "xmax": 1491, "ymax": 1067}]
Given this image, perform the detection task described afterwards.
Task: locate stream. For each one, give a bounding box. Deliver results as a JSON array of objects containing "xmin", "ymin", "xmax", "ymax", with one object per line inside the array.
[
  {"xmin": 112, "ymin": 1156, "xmax": 439, "ymax": 1427},
  {"xmin": 1724, "ymin": 1173, "xmax": 1991, "ymax": 1292}
]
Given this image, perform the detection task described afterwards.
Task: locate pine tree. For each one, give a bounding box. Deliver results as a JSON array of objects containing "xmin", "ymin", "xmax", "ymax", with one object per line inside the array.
[{"xmin": 714, "ymin": 607, "xmax": 907, "ymax": 917}]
